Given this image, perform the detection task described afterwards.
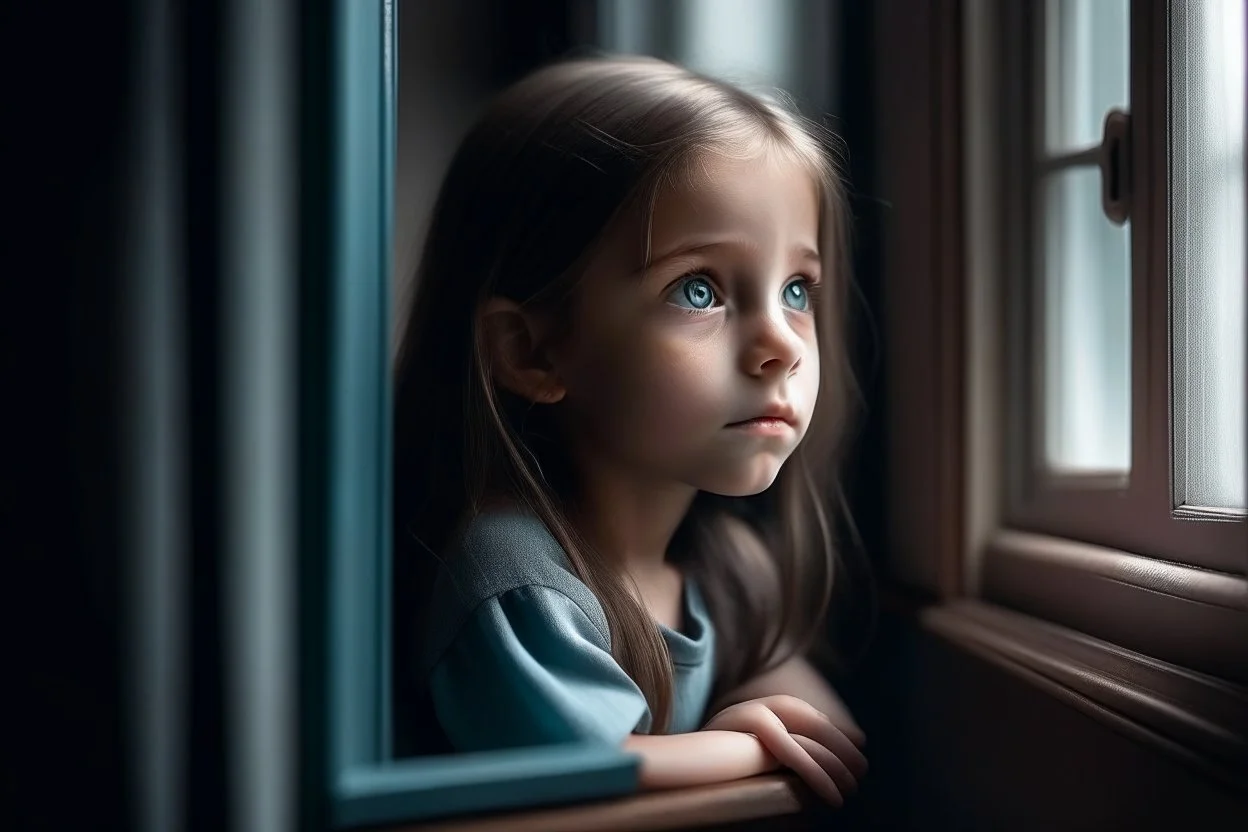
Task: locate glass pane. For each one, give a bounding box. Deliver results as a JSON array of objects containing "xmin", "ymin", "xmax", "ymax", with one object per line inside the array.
[
  {"xmin": 678, "ymin": 0, "xmax": 798, "ymax": 91},
  {"xmin": 1042, "ymin": 166, "xmax": 1132, "ymax": 474},
  {"xmin": 1044, "ymin": 0, "xmax": 1130, "ymax": 153},
  {"xmin": 597, "ymin": 0, "xmax": 833, "ymax": 113},
  {"xmin": 1171, "ymin": 0, "xmax": 1248, "ymax": 511}
]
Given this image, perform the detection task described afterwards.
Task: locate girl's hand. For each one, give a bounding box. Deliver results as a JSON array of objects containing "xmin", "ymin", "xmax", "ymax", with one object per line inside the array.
[{"xmin": 701, "ymin": 694, "xmax": 868, "ymax": 807}]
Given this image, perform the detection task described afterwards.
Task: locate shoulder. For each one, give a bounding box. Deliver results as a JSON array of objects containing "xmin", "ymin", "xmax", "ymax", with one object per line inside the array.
[
  {"xmin": 417, "ymin": 509, "xmax": 610, "ymax": 675},
  {"xmin": 428, "ymin": 583, "xmax": 650, "ymax": 750},
  {"xmin": 443, "ymin": 509, "xmax": 603, "ymax": 619}
]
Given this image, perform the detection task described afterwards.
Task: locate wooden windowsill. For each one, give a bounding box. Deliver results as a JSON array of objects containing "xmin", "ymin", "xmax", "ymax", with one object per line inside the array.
[
  {"xmin": 980, "ymin": 530, "xmax": 1248, "ymax": 684},
  {"xmin": 922, "ymin": 598, "xmax": 1248, "ymax": 795},
  {"xmin": 387, "ymin": 773, "xmax": 815, "ymax": 832}
]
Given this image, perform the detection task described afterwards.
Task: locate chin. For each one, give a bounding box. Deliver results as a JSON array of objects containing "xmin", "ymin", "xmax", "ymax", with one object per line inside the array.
[{"xmin": 696, "ymin": 453, "xmax": 790, "ymax": 497}]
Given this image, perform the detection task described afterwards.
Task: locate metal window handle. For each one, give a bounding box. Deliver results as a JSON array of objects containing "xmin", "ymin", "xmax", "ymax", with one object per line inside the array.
[{"xmin": 1101, "ymin": 109, "xmax": 1132, "ymax": 225}]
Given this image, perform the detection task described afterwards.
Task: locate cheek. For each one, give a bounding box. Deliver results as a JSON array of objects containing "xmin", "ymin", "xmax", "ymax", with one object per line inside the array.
[
  {"xmin": 568, "ymin": 329, "xmax": 724, "ymax": 440},
  {"xmin": 638, "ymin": 350, "xmax": 721, "ymax": 429}
]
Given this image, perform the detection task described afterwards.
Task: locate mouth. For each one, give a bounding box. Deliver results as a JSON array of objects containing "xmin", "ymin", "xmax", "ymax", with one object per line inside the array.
[
  {"xmin": 725, "ymin": 417, "xmax": 795, "ymax": 435},
  {"xmin": 728, "ymin": 404, "xmax": 798, "ymax": 429},
  {"xmin": 726, "ymin": 406, "xmax": 799, "ymax": 434}
]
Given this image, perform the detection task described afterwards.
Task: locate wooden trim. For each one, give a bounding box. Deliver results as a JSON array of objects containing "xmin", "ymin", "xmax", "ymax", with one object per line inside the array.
[
  {"xmin": 1010, "ymin": 487, "xmax": 1247, "ymax": 573},
  {"xmin": 1176, "ymin": 505, "xmax": 1248, "ymax": 522},
  {"xmin": 388, "ymin": 774, "xmax": 813, "ymax": 832},
  {"xmin": 922, "ymin": 600, "xmax": 1248, "ymax": 794},
  {"xmin": 998, "ymin": 0, "xmax": 1032, "ymax": 550},
  {"xmin": 875, "ymin": 0, "xmax": 966, "ymax": 595},
  {"xmin": 934, "ymin": 0, "xmax": 967, "ymax": 597},
  {"xmin": 990, "ymin": 530, "xmax": 1244, "ymax": 608},
  {"xmin": 981, "ymin": 530, "xmax": 1248, "ymax": 683},
  {"xmin": 963, "ymin": 0, "xmax": 1005, "ymax": 595}
]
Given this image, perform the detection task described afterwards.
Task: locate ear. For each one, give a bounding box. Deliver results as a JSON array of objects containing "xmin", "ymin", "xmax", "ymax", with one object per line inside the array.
[{"xmin": 478, "ymin": 297, "xmax": 566, "ymax": 404}]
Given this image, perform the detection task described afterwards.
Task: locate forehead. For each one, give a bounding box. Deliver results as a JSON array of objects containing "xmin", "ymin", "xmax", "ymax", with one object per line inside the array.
[
  {"xmin": 579, "ymin": 148, "xmax": 824, "ymax": 283},
  {"xmin": 647, "ymin": 151, "xmax": 821, "ymax": 253}
]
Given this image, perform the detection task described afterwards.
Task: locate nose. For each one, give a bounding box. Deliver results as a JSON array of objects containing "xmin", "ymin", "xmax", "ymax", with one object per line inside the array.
[{"xmin": 740, "ymin": 308, "xmax": 804, "ymax": 379}]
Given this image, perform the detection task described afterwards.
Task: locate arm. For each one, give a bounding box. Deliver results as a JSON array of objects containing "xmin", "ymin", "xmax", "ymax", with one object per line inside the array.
[
  {"xmin": 627, "ymin": 697, "xmax": 867, "ymax": 807},
  {"xmin": 622, "ymin": 731, "xmax": 780, "ymax": 790},
  {"xmin": 710, "ymin": 656, "xmax": 864, "ymax": 745}
]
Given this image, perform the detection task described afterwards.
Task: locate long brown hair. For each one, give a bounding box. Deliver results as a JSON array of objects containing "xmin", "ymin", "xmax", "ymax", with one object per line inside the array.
[{"xmin": 394, "ymin": 56, "xmax": 855, "ymax": 736}]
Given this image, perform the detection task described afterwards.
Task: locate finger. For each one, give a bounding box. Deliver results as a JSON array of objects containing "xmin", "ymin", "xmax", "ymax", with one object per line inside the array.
[
  {"xmin": 835, "ymin": 719, "xmax": 867, "ymax": 749},
  {"xmin": 791, "ymin": 734, "xmax": 858, "ymax": 798},
  {"xmin": 817, "ymin": 701, "xmax": 867, "ymax": 749},
  {"xmin": 769, "ymin": 699, "xmax": 869, "ymax": 779},
  {"xmin": 750, "ymin": 711, "xmax": 845, "ymax": 807}
]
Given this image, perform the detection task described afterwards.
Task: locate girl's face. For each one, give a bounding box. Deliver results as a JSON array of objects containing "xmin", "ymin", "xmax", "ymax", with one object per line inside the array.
[{"xmin": 550, "ymin": 150, "xmax": 825, "ymax": 497}]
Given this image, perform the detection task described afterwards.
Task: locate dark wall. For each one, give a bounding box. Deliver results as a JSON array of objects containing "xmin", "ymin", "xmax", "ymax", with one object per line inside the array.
[
  {"xmin": 6, "ymin": 3, "xmax": 141, "ymax": 829},
  {"xmin": 393, "ymin": 0, "xmax": 590, "ymax": 326}
]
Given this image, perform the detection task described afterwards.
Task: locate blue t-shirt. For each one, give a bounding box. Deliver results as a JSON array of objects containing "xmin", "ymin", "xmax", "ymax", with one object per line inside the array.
[{"xmin": 412, "ymin": 509, "xmax": 716, "ymax": 753}]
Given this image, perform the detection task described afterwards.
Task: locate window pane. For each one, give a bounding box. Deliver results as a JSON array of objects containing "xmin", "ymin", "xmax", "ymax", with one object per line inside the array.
[
  {"xmin": 678, "ymin": 0, "xmax": 798, "ymax": 91},
  {"xmin": 1171, "ymin": 0, "xmax": 1248, "ymax": 511},
  {"xmin": 1044, "ymin": 0, "xmax": 1130, "ymax": 153},
  {"xmin": 1041, "ymin": 166, "xmax": 1132, "ymax": 474},
  {"xmin": 596, "ymin": 0, "xmax": 833, "ymax": 114}
]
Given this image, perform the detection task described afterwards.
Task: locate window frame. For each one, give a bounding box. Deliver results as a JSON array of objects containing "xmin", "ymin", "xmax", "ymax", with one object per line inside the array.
[
  {"xmin": 950, "ymin": 0, "xmax": 1248, "ymax": 791},
  {"xmin": 979, "ymin": 0, "xmax": 1248, "ymax": 646},
  {"xmin": 298, "ymin": 2, "xmax": 639, "ymax": 829},
  {"xmin": 1004, "ymin": 0, "xmax": 1247, "ymax": 574},
  {"xmin": 980, "ymin": 0, "xmax": 1248, "ymax": 669}
]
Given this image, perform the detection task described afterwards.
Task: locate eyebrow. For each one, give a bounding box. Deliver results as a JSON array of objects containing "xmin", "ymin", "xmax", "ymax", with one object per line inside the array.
[{"xmin": 647, "ymin": 237, "xmax": 822, "ymax": 270}]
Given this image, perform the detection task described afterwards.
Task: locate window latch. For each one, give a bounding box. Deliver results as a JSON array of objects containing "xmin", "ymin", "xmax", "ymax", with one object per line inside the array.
[{"xmin": 1100, "ymin": 110, "xmax": 1132, "ymax": 225}]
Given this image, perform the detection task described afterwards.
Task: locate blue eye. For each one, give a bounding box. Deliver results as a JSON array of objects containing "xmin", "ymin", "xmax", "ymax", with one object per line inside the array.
[
  {"xmin": 669, "ymin": 275, "xmax": 718, "ymax": 310},
  {"xmin": 782, "ymin": 279, "xmax": 810, "ymax": 311}
]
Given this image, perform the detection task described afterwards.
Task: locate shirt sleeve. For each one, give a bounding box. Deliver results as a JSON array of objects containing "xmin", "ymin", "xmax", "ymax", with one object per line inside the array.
[{"xmin": 428, "ymin": 584, "xmax": 650, "ymax": 753}]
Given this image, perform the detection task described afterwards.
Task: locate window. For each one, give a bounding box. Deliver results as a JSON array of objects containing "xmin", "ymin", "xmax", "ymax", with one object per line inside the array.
[
  {"xmin": 597, "ymin": 0, "xmax": 834, "ymax": 109},
  {"xmin": 305, "ymin": 1, "xmax": 847, "ymax": 829},
  {"xmin": 1002, "ymin": 0, "xmax": 1247, "ymax": 570},
  {"xmin": 946, "ymin": 0, "xmax": 1248, "ymax": 792}
]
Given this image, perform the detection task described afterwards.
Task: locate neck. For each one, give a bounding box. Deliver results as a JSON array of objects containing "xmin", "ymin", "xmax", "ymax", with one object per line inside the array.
[{"xmin": 566, "ymin": 464, "xmax": 697, "ymax": 578}]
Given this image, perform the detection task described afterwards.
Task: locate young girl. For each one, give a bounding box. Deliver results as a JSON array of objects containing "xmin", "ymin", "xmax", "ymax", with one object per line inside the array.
[{"xmin": 393, "ymin": 55, "xmax": 867, "ymax": 807}]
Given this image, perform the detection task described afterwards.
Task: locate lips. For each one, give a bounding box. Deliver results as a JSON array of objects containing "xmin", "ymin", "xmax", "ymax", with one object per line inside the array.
[{"xmin": 727, "ymin": 403, "xmax": 799, "ymax": 428}]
